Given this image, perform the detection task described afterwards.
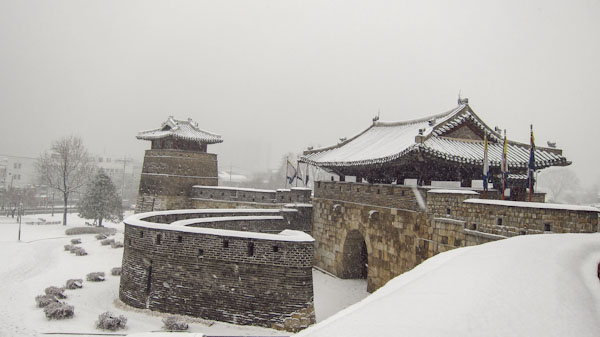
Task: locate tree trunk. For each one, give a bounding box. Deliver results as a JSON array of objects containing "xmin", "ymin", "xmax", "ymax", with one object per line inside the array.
[{"xmin": 63, "ymin": 194, "xmax": 68, "ymax": 226}]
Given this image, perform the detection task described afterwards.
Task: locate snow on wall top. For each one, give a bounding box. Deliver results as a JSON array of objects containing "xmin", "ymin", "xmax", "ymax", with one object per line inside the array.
[
  {"xmin": 301, "ymin": 104, "xmax": 568, "ymax": 169},
  {"xmin": 428, "ymin": 189, "xmax": 479, "ymax": 195},
  {"xmin": 464, "ymin": 199, "xmax": 600, "ymax": 212},
  {"xmin": 125, "ymin": 210, "xmax": 314, "ymax": 242},
  {"xmin": 172, "ymin": 215, "xmax": 285, "ymax": 226},
  {"xmin": 192, "ymin": 185, "xmax": 276, "ymax": 194},
  {"xmin": 136, "ymin": 116, "xmax": 223, "ymax": 144}
]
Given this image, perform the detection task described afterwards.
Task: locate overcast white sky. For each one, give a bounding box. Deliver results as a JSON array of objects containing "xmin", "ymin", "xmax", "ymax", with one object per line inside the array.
[{"xmin": 1, "ymin": 0, "xmax": 598, "ymax": 182}]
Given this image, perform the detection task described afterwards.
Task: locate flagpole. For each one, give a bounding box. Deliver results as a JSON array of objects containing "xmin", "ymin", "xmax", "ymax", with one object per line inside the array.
[
  {"xmin": 528, "ymin": 124, "xmax": 534, "ymax": 202},
  {"xmin": 502, "ymin": 129, "xmax": 507, "ymax": 201},
  {"xmin": 285, "ymin": 157, "xmax": 289, "ymax": 189}
]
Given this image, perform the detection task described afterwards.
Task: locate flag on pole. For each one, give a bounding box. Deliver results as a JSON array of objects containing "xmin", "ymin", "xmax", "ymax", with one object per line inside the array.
[
  {"xmin": 305, "ymin": 163, "xmax": 310, "ymax": 186},
  {"xmin": 527, "ymin": 125, "xmax": 535, "ymax": 201},
  {"xmin": 286, "ymin": 160, "xmax": 297, "ymax": 185},
  {"xmin": 501, "ymin": 130, "xmax": 508, "ymax": 200},
  {"xmin": 296, "ymin": 161, "xmax": 303, "ymax": 186},
  {"xmin": 483, "ymin": 134, "xmax": 490, "ymax": 192}
]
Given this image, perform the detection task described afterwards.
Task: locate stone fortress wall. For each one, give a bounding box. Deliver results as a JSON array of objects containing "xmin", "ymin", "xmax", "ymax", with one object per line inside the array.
[
  {"xmin": 312, "ymin": 181, "xmax": 599, "ymax": 292},
  {"xmin": 119, "ymin": 208, "xmax": 315, "ymax": 332},
  {"xmin": 136, "ymin": 150, "xmax": 219, "ymax": 213},
  {"xmin": 191, "ymin": 185, "xmax": 312, "ymax": 204}
]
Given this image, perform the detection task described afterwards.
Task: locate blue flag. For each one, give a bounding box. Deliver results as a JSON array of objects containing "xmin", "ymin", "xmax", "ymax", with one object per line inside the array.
[{"xmin": 527, "ymin": 126, "xmax": 535, "ymax": 197}]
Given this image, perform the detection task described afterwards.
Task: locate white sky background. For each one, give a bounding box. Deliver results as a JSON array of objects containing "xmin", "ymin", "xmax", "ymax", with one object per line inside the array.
[{"xmin": 0, "ymin": 0, "xmax": 599, "ymax": 182}]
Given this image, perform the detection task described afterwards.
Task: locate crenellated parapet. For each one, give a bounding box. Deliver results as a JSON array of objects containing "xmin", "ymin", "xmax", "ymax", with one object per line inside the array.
[{"xmin": 119, "ymin": 209, "xmax": 315, "ymax": 332}]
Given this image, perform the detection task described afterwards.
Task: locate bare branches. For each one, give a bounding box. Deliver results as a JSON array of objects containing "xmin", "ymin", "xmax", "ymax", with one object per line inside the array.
[{"xmin": 37, "ymin": 135, "xmax": 94, "ymax": 225}]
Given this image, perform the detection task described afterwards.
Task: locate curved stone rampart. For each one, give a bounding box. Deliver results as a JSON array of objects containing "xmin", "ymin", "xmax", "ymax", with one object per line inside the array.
[{"xmin": 119, "ymin": 209, "xmax": 316, "ymax": 331}]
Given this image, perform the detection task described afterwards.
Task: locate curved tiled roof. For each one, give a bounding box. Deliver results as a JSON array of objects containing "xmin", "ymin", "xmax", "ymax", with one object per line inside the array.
[
  {"xmin": 137, "ymin": 116, "xmax": 223, "ymax": 144},
  {"xmin": 300, "ymin": 104, "xmax": 569, "ymax": 170}
]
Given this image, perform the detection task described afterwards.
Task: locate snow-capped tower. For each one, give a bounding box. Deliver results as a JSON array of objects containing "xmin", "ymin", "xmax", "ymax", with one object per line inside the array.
[{"xmin": 135, "ymin": 116, "xmax": 223, "ymax": 213}]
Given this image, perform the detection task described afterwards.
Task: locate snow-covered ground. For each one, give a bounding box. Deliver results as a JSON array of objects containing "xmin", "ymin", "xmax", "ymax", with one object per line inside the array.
[
  {"xmin": 0, "ymin": 212, "xmax": 368, "ymax": 337},
  {"xmin": 297, "ymin": 233, "xmax": 600, "ymax": 337}
]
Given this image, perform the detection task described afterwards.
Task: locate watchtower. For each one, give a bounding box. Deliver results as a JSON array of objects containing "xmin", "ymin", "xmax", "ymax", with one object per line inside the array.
[{"xmin": 135, "ymin": 116, "xmax": 223, "ymax": 212}]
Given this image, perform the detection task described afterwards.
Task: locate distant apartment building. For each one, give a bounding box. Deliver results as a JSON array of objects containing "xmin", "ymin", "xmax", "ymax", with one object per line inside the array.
[{"xmin": 0, "ymin": 155, "xmax": 38, "ymax": 189}]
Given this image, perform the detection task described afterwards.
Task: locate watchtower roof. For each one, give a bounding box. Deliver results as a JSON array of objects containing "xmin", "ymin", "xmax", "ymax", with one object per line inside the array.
[{"xmin": 136, "ymin": 116, "xmax": 223, "ymax": 144}]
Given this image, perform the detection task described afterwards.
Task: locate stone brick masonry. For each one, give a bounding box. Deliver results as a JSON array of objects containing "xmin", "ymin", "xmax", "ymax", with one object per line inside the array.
[
  {"xmin": 312, "ymin": 181, "xmax": 599, "ymax": 292},
  {"xmin": 136, "ymin": 149, "xmax": 219, "ymax": 213},
  {"xmin": 119, "ymin": 210, "xmax": 316, "ymax": 332}
]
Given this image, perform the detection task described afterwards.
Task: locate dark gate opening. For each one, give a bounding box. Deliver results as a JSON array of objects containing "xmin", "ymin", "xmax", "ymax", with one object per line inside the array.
[{"xmin": 342, "ymin": 230, "xmax": 368, "ymax": 279}]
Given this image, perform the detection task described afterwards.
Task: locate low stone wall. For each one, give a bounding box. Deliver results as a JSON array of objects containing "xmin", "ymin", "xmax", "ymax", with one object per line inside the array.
[
  {"xmin": 191, "ymin": 186, "xmax": 312, "ymax": 204},
  {"xmin": 314, "ymin": 181, "xmax": 427, "ymax": 212},
  {"xmin": 427, "ymin": 191, "xmax": 599, "ymax": 236},
  {"xmin": 119, "ymin": 210, "xmax": 315, "ymax": 332}
]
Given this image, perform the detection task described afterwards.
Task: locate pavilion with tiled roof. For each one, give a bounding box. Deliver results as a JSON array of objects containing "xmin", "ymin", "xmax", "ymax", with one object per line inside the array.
[
  {"xmin": 301, "ymin": 101, "xmax": 569, "ymax": 198},
  {"xmin": 137, "ymin": 116, "xmax": 223, "ymax": 152}
]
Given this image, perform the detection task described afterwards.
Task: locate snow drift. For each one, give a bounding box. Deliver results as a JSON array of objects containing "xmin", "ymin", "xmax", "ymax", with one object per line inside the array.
[{"xmin": 297, "ymin": 234, "xmax": 600, "ymax": 337}]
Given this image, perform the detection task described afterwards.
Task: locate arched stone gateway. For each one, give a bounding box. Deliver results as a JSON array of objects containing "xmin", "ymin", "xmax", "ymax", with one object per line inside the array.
[{"xmin": 342, "ymin": 230, "xmax": 368, "ymax": 279}]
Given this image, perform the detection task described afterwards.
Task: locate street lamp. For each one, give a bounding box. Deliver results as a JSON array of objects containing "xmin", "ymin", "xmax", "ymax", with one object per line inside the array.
[{"xmin": 17, "ymin": 202, "xmax": 23, "ymax": 241}]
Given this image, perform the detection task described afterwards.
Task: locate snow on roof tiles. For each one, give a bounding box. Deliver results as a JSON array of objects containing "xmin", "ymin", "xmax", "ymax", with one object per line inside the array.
[
  {"xmin": 301, "ymin": 104, "xmax": 568, "ymax": 169},
  {"xmin": 137, "ymin": 116, "xmax": 223, "ymax": 144}
]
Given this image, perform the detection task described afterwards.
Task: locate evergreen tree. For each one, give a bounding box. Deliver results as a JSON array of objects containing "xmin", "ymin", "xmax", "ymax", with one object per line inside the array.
[{"xmin": 78, "ymin": 170, "xmax": 123, "ymax": 226}]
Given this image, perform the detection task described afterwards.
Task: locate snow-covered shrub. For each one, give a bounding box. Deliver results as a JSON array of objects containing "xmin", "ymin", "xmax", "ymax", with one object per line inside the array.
[
  {"xmin": 44, "ymin": 286, "xmax": 67, "ymax": 299},
  {"xmin": 111, "ymin": 267, "xmax": 122, "ymax": 276},
  {"xmin": 44, "ymin": 302, "xmax": 74, "ymax": 319},
  {"xmin": 162, "ymin": 316, "xmax": 189, "ymax": 331},
  {"xmin": 100, "ymin": 238, "xmax": 114, "ymax": 246},
  {"xmin": 86, "ymin": 272, "xmax": 105, "ymax": 282},
  {"xmin": 95, "ymin": 234, "xmax": 108, "ymax": 240},
  {"xmin": 73, "ymin": 247, "xmax": 88, "ymax": 256},
  {"xmin": 69, "ymin": 246, "xmax": 88, "ymax": 256},
  {"xmin": 65, "ymin": 279, "xmax": 83, "ymax": 289},
  {"xmin": 70, "ymin": 238, "xmax": 81, "ymax": 244},
  {"xmin": 64, "ymin": 244, "xmax": 73, "ymax": 251},
  {"xmin": 35, "ymin": 295, "xmax": 59, "ymax": 308},
  {"xmin": 65, "ymin": 227, "xmax": 116, "ymax": 235},
  {"xmin": 110, "ymin": 241, "xmax": 123, "ymax": 248},
  {"xmin": 96, "ymin": 311, "xmax": 127, "ymax": 331}
]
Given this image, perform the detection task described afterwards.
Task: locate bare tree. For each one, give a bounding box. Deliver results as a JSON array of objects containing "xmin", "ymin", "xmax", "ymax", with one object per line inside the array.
[
  {"xmin": 37, "ymin": 136, "xmax": 94, "ymax": 226},
  {"xmin": 536, "ymin": 167, "xmax": 580, "ymax": 203}
]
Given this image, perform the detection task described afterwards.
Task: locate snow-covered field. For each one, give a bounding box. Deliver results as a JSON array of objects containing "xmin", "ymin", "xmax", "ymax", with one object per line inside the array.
[
  {"xmin": 298, "ymin": 233, "xmax": 600, "ymax": 337},
  {"xmin": 0, "ymin": 212, "xmax": 368, "ymax": 337}
]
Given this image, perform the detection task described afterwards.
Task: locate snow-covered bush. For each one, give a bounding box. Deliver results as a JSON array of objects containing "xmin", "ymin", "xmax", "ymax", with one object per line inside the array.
[
  {"xmin": 35, "ymin": 295, "xmax": 59, "ymax": 308},
  {"xmin": 162, "ymin": 316, "xmax": 189, "ymax": 331},
  {"xmin": 96, "ymin": 311, "xmax": 127, "ymax": 330},
  {"xmin": 64, "ymin": 244, "xmax": 73, "ymax": 251},
  {"xmin": 95, "ymin": 234, "xmax": 108, "ymax": 240},
  {"xmin": 70, "ymin": 238, "xmax": 81, "ymax": 244},
  {"xmin": 69, "ymin": 246, "xmax": 88, "ymax": 256},
  {"xmin": 44, "ymin": 286, "xmax": 66, "ymax": 299},
  {"xmin": 65, "ymin": 227, "xmax": 116, "ymax": 235},
  {"xmin": 65, "ymin": 279, "xmax": 83, "ymax": 289},
  {"xmin": 44, "ymin": 302, "xmax": 74, "ymax": 319},
  {"xmin": 86, "ymin": 272, "xmax": 105, "ymax": 282},
  {"xmin": 110, "ymin": 241, "xmax": 123, "ymax": 248},
  {"xmin": 100, "ymin": 238, "xmax": 114, "ymax": 246},
  {"xmin": 111, "ymin": 267, "xmax": 122, "ymax": 276}
]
